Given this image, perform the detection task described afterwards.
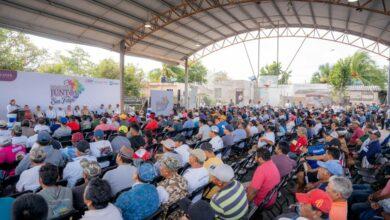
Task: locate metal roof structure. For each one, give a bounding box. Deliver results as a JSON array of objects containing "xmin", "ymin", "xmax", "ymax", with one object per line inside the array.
[{"xmin": 0, "ymin": 0, "xmax": 389, "ymax": 65}]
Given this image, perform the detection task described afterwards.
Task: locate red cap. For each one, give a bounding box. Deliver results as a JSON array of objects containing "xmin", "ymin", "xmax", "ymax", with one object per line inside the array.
[
  {"xmin": 71, "ymin": 132, "xmax": 84, "ymax": 143},
  {"xmin": 295, "ymin": 189, "xmax": 332, "ymax": 214}
]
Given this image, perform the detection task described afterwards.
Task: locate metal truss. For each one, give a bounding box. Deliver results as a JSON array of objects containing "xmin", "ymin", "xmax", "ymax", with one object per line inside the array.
[
  {"xmin": 124, "ymin": 0, "xmax": 389, "ymax": 51},
  {"xmin": 190, "ymin": 27, "xmax": 390, "ymax": 61}
]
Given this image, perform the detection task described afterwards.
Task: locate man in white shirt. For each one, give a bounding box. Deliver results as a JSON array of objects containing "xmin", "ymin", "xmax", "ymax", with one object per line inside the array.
[
  {"xmin": 56, "ymin": 107, "xmax": 66, "ymax": 118},
  {"xmin": 96, "ymin": 104, "xmax": 105, "ymax": 116},
  {"xmin": 196, "ymin": 119, "xmax": 211, "ymax": 141},
  {"xmin": 16, "ymin": 148, "xmax": 46, "ymax": 192},
  {"xmin": 63, "ymin": 140, "xmax": 97, "ymax": 187},
  {"xmin": 33, "ymin": 118, "xmax": 51, "ymax": 134},
  {"xmin": 114, "ymin": 104, "xmax": 121, "ymax": 115},
  {"xmin": 11, "ymin": 125, "xmax": 28, "ymax": 146},
  {"xmin": 248, "ymin": 120, "xmax": 259, "ymax": 137},
  {"xmin": 209, "ymin": 126, "xmax": 223, "ymax": 151},
  {"xmin": 45, "ymin": 106, "xmax": 57, "ymax": 120},
  {"xmin": 103, "ymin": 146, "xmax": 137, "ymax": 195},
  {"xmin": 183, "ymin": 149, "xmax": 209, "ymax": 194},
  {"xmin": 313, "ymin": 118, "xmax": 323, "ymax": 136},
  {"xmin": 258, "ymin": 125, "xmax": 276, "ymax": 152},
  {"xmin": 173, "ymin": 134, "xmax": 190, "ymax": 165},
  {"xmin": 89, "ymin": 129, "xmax": 113, "ymax": 168}
]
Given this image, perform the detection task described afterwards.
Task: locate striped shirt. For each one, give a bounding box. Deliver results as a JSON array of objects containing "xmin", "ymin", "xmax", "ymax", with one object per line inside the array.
[{"xmin": 210, "ymin": 180, "xmax": 249, "ymax": 220}]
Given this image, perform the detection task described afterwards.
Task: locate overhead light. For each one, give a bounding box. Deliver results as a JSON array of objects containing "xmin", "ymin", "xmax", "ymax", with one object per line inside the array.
[
  {"xmin": 348, "ymin": 0, "xmax": 358, "ymax": 2},
  {"xmin": 144, "ymin": 22, "xmax": 152, "ymax": 28},
  {"xmin": 195, "ymin": 44, "xmax": 201, "ymax": 47}
]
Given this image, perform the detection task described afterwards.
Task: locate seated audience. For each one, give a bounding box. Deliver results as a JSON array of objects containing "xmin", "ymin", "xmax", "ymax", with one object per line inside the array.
[
  {"xmin": 272, "ymin": 141, "xmax": 296, "ymax": 178},
  {"xmin": 89, "ymin": 129, "xmax": 113, "ymax": 167},
  {"xmin": 183, "ymin": 149, "xmax": 209, "ymax": 194},
  {"xmin": 173, "ymin": 134, "xmax": 190, "ymax": 164},
  {"xmin": 11, "ymin": 125, "xmax": 28, "ymax": 146},
  {"xmin": 202, "ymin": 142, "xmax": 223, "ymax": 169},
  {"xmin": 128, "ymin": 124, "xmax": 145, "ymax": 150},
  {"xmin": 12, "ymin": 193, "xmax": 48, "ymax": 220},
  {"xmin": 16, "ymin": 148, "xmax": 45, "ymax": 192},
  {"xmin": 326, "ymin": 176, "xmax": 353, "ymax": 220},
  {"xmin": 52, "ymin": 117, "xmax": 71, "ymax": 138},
  {"xmin": 209, "ymin": 126, "xmax": 223, "ymax": 151},
  {"xmin": 110, "ymin": 125, "xmax": 131, "ymax": 153}
]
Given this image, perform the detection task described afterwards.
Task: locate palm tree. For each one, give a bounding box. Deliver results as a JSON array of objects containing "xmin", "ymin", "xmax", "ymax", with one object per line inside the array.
[{"xmin": 311, "ymin": 63, "xmax": 332, "ymax": 83}]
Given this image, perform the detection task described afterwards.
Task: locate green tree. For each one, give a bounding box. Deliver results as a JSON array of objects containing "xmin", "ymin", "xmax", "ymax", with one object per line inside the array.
[
  {"xmin": 92, "ymin": 58, "xmax": 119, "ymax": 79},
  {"xmin": 260, "ymin": 61, "xmax": 291, "ymax": 84},
  {"xmin": 311, "ymin": 63, "xmax": 332, "ymax": 83},
  {"xmin": 60, "ymin": 47, "xmax": 94, "ymax": 76},
  {"xmin": 148, "ymin": 61, "xmax": 208, "ymax": 84},
  {"xmin": 329, "ymin": 57, "xmax": 351, "ymax": 102},
  {"xmin": 349, "ymin": 51, "xmax": 387, "ymax": 89},
  {"xmin": 0, "ymin": 28, "xmax": 47, "ymax": 71},
  {"xmin": 37, "ymin": 63, "xmax": 66, "ymax": 74},
  {"xmin": 212, "ymin": 71, "xmax": 231, "ymax": 83}
]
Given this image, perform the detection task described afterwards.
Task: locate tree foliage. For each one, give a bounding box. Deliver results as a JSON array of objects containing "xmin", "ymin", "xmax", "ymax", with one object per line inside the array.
[
  {"xmin": 212, "ymin": 71, "xmax": 231, "ymax": 82},
  {"xmin": 147, "ymin": 61, "xmax": 208, "ymax": 84},
  {"xmin": 310, "ymin": 63, "xmax": 332, "ymax": 84},
  {"xmin": 0, "ymin": 29, "xmax": 47, "ymax": 71},
  {"xmin": 260, "ymin": 61, "xmax": 291, "ymax": 84},
  {"xmin": 312, "ymin": 51, "xmax": 387, "ymax": 91}
]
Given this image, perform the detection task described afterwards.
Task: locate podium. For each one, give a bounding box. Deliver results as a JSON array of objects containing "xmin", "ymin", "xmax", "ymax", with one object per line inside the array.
[{"xmin": 8, "ymin": 109, "xmax": 25, "ymax": 122}]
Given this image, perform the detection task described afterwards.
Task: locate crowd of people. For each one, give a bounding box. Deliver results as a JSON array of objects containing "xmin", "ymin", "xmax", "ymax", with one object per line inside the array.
[{"xmin": 0, "ymin": 101, "xmax": 389, "ymax": 220}]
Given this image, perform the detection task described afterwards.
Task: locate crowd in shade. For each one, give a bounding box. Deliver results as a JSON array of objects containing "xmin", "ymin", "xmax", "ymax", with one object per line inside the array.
[{"xmin": 0, "ymin": 100, "xmax": 389, "ymax": 220}]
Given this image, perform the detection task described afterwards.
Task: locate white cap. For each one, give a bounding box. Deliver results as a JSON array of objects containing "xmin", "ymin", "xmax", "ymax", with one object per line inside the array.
[
  {"xmin": 211, "ymin": 126, "xmax": 219, "ymax": 133},
  {"xmin": 161, "ymin": 139, "xmax": 175, "ymax": 150},
  {"xmin": 208, "ymin": 164, "xmax": 234, "ymax": 183}
]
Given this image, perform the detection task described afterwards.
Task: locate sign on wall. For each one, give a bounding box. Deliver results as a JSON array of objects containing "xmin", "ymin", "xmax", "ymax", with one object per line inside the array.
[
  {"xmin": 150, "ymin": 90, "xmax": 173, "ymax": 116},
  {"xmin": 0, "ymin": 70, "xmax": 120, "ymax": 119}
]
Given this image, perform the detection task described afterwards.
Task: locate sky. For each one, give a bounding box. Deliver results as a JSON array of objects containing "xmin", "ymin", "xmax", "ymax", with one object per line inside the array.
[{"xmin": 29, "ymin": 33, "xmax": 388, "ymax": 84}]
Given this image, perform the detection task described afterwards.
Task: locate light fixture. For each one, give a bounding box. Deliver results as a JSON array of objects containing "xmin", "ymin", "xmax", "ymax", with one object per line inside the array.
[
  {"xmin": 348, "ymin": 0, "xmax": 358, "ymax": 2},
  {"xmin": 195, "ymin": 44, "xmax": 201, "ymax": 47},
  {"xmin": 144, "ymin": 22, "xmax": 152, "ymax": 28}
]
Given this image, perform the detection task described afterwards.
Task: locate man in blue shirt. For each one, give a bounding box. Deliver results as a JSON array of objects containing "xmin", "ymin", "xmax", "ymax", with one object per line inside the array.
[
  {"xmin": 115, "ymin": 163, "xmax": 160, "ymax": 220},
  {"xmin": 359, "ymin": 130, "xmax": 381, "ymax": 165},
  {"xmin": 215, "ymin": 117, "xmax": 228, "ymax": 137}
]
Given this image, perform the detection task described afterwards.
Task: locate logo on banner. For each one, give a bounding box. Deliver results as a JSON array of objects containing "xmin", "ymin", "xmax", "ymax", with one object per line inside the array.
[
  {"xmin": 0, "ymin": 70, "xmax": 17, "ymax": 81},
  {"xmin": 50, "ymin": 79, "xmax": 85, "ymax": 105}
]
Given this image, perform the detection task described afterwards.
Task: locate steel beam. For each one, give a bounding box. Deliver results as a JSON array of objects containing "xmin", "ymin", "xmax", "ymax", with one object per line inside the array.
[
  {"xmin": 119, "ymin": 40, "xmax": 125, "ymax": 113},
  {"xmin": 290, "ymin": 1, "xmax": 303, "ymax": 26},
  {"xmin": 308, "ymin": 1, "xmax": 317, "ymax": 26},
  {"xmin": 270, "ymin": 0, "xmax": 289, "ymax": 25}
]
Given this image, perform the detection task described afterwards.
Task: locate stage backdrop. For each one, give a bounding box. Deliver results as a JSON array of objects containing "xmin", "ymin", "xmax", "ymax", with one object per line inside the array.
[
  {"xmin": 150, "ymin": 90, "xmax": 173, "ymax": 116},
  {"xmin": 0, "ymin": 70, "xmax": 120, "ymax": 119}
]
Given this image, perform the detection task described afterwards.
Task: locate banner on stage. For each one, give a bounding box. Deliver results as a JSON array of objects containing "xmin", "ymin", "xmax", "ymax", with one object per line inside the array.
[
  {"xmin": 0, "ymin": 70, "xmax": 120, "ymax": 119},
  {"xmin": 150, "ymin": 90, "xmax": 173, "ymax": 116}
]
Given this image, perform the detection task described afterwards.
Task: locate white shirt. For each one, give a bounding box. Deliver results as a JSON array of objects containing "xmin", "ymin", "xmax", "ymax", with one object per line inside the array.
[
  {"xmin": 90, "ymin": 140, "xmax": 113, "ymax": 167},
  {"xmin": 183, "ymin": 167, "xmax": 209, "ymax": 193},
  {"xmin": 174, "ymin": 144, "xmax": 190, "ymax": 165},
  {"xmin": 102, "ymin": 164, "xmax": 137, "ymax": 195},
  {"xmin": 57, "ymin": 109, "xmax": 66, "ymax": 118},
  {"xmin": 45, "ymin": 109, "xmax": 57, "ymax": 119},
  {"xmin": 81, "ymin": 203, "xmax": 123, "ymax": 220},
  {"xmin": 249, "ymin": 126, "xmax": 259, "ymax": 137},
  {"xmin": 313, "ymin": 123, "xmax": 323, "ymax": 135},
  {"xmin": 258, "ymin": 132, "xmax": 276, "ymax": 148},
  {"xmin": 63, "ymin": 155, "xmax": 97, "ymax": 187},
  {"xmin": 359, "ymin": 138, "xmax": 371, "ymax": 153},
  {"xmin": 209, "ymin": 136, "xmax": 223, "ymax": 151},
  {"xmin": 12, "ymin": 136, "xmax": 28, "ymax": 146},
  {"xmin": 27, "ymin": 134, "xmax": 38, "ymax": 148},
  {"xmin": 0, "ymin": 129, "xmax": 11, "ymax": 137},
  {"xmin": 73, "ymin": 109, "xmax": 81, "ymax": 117},
  {"xmin": 7, "ymin": 104, "xmax": 18, "ymax": 113},
  {"xmin": 16, "ymin": 165, "xmax": 42, "ymax": 192},
  {"xmin": 197, "ymin": 125, "xmax": 211, "ymax": 141},
  {"xmin": 286, "ymin": 121, "xmax": 295, "ymax": 133},
  {"xmin": 33, "ymin": 124, "xmax": 51, "ymax": 133}
]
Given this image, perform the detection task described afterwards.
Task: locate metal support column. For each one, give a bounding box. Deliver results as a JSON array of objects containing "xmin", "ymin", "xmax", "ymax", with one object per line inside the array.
[
  {"xmin": 119, "ymin": 40, "xmax": 125, "ymax": 113},
  {"xmin": 184, "ymin": 58, "xmax": 189, "ymax": 109},
  {"xmin": 277, "ymin": 21, "xmax": 280, "ymax": 75},
  {"xmin": 387, "ymin": 58, "xmax": 390, "ymax": 104}
]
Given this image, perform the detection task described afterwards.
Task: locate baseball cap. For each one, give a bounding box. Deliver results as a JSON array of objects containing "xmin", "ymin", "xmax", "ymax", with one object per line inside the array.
[
  {"xmin": 369, "ymin": 130, "xmax": 381, "ymax": 138},
  {"xmin": 178, "ymin": 198, "xmax": 215, "ymax": 220},
  {"xmin": 94, "ymin": 129, "xmax": 104, "ymax": 138},
  {"xmin": 211, "ymin": 126, "xmax": 219, "ymax": 133},
  {"xmin": 37, "ymin": 131, "xmax": 51, "ymax": 143},
  {"xmin": 12, "ymin": 125, "xmax": 22, "ymax": 135},
  {"xmin": 208, "ymin": 164, "xmax": 234, "ymax": 182},
  {"xmin": 161, "ymin": 139, "xmax": 175, "ymax": 150},
  {"xmin": 118, "ymin": 146, "xmax": 134, "ymax": 160},
  {"xmin": 317, "ymin": 160, "xmax": 343, "ymax": 176},
  {"xmin": 80, "ymin": 160, "xmax": 101, "ymax": 178},
  {"xmin": 71, "ymin": 132, "xmax": 84, "ymax": 143},
  {"xmin": 295, "ymin": 189, "xmax": 333, "ymax": 214},
  {"xmin": 161, "ymin": 156, "xmax": 182, "ymax": 171},
  {"xmin": 173, "ymin": 134, "xmax": 186, "ymax": 143},
  {"xmin": 118, "ymin": 125, "xmax": 128, "ymax": 134},
  {"xmin": 189, "ymin": 149, "xmax": 206, "ymax": 163},
  {"xmin": 60, "ymin": 117, "xmax": 68, "ymax": 124},
  {"xmin": 29, "ymin": 148, "xmax": 46, "ymax": 163},
  {"xmin": 200, "ymin": 142, "xmax": 214, "ymax": 152},
  {"xmin": 0, "ymin": 120, "xmax": 7, "ymax": 128},
  {"xmin": 224, "ymin": 124, "xmax": 234, "ymax": 132},
  {"xmin": 138, "ymin": 162, "xmax": 158, "ymax": 183},
  {"xmin": 0, "ymin": 136, "xmax": 12, "ymax": 147},
  {"xmin": 75, "ymin": 140, "xmax": 90, "ymax": 153}
]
